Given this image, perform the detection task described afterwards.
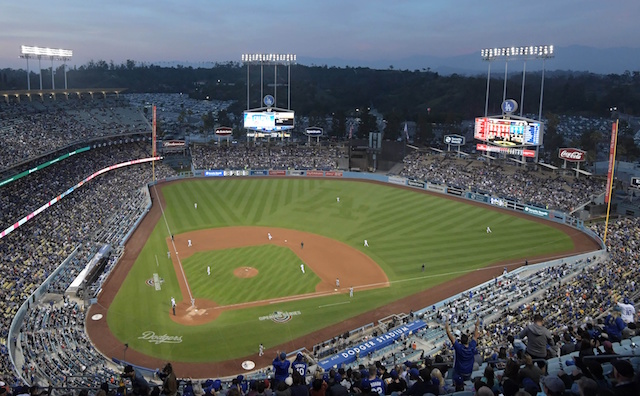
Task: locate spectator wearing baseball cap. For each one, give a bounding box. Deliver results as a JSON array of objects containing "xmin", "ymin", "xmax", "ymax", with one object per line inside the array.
[
  {"xmin": 385, "ymin": 370, "xmax": 407, "ymax": 395},
  {"xmin": 445, "ymin": 318, "xmax": 481, "ymax": 380},
  {"xmin": 542, "ymin": 375, "xmax": 566, "ymax": 396},
  {"xmin": 611, "ymin": 359, "xmax": 638, "ymax": 396},
  {"xmin": 272, "ymin": 352, "xmax": 291, "ymax": 387}
]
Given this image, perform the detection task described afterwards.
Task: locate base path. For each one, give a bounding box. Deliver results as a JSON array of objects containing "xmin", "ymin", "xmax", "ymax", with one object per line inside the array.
[{"xmin": 86, "ymin": 179, "xmax": 602, "ymax": 378}]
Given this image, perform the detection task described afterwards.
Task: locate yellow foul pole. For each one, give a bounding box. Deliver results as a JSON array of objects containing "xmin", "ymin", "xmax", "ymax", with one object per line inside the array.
[{"xmin": 603, "ymin": 119, "xmax": 618, "ymax": 245}]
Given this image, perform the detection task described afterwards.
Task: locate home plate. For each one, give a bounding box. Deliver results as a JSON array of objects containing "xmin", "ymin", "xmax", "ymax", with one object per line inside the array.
[{"xmin": 241, "ymin": 360, "xmax": 255, "ymax": 370}]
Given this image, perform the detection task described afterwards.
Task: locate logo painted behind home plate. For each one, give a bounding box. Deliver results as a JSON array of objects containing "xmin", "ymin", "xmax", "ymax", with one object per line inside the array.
[{"xmin": 259, "ymin": 311, "xmax": 301, "ymax": 323}]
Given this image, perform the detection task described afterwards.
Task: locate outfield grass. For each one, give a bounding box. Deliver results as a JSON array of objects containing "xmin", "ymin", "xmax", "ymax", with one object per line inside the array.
[{"xmin": 107, "ymin": 178, "xmax": 574, "ymax": 362}]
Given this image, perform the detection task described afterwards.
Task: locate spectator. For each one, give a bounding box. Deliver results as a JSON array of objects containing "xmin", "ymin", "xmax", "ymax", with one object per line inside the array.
[
  {"xmin": 518, "ymin": 313, "xmax": 552, "ymax": 360},
  {"xmin": 445, "ymin": 318, "xmax": 480, "ymax": 380}
]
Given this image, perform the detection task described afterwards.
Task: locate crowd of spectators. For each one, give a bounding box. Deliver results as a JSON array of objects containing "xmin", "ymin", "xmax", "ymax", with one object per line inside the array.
[
  {"xmin": 191, "ymin": 144, "xmax": 344, "ymax": 171},
  {"xmin": 0, "ymin": 100, "xmax": 177, "ymax": 388},
  {"xmin": 400, "ymin": 151, "xmax": 605, "ymax": 212},
  {"xmin": 0, "ymin": 97, "xmax": 149, "ymax": 171}
]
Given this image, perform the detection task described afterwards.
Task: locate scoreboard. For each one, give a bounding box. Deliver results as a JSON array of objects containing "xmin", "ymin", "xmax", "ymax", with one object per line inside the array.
[
  {"xmin": 244, "ymin": 110, "xmax": 294, "ymax": 131},
  {"xmin": 474, "ymin": 117, "xmax": 543, "ymax": 146}
]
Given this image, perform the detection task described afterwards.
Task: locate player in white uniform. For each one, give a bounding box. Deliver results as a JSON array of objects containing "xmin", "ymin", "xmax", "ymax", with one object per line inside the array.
[
  {"xmin": 167, "ymin": 251, "xmax": 171, "ymax": 259},
  {"xmin": 300, "ymin": 263, "xmax": 305, "ymax": 274},
  {"xmin": 349, "ymin": 287, "xmax": 354, "ymax": 298},
  {"xmin": 268, "ymin": 233, "xmax": 272, "ymax": 240},
  {"xmin": 194, "ymin": 202, "xmax": 198, "ymax": 209},
  {"xmin": 336, "ymin": 278, "xmax": 340, "ymax": 288},
  {"xmin": 188, "ymin": 239, "xmax": 192, "ymax": 247},
  {"xmin": 364, "ymin": 239, "xmax": 369, "ymax": 247},
  {"xmin": 259, "ymin": 343, "xmax": 264, "ymax": 356},
  {"xmin": 486, "ymin": 226, "xmax": 492, "ymax": 233},
  {"xmin": 337, "ymin": 197, "xmax": 340, "ymax": 203},
  {"xmin": 207, "ymin": 266, "xmax": 211, "ymax": 276}
]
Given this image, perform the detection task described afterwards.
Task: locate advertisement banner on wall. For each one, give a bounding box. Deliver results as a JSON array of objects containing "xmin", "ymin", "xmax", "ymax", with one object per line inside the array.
[
  {"xmin": 317, "ymin": 320, "xmax": 426, "ymax": 371},
  {"xmin": 224, "ymin": 170, "xmax": 249, "ymax": 176},
  {"xmin": 447, "ymin": 186, "xmax": 463, "ymax": 196},
  {"xmin": 524, "ymin": 205, "xmax": 549, "ymax": 218},
  {"xmin": 467, "ymin": 192, "xmax": 489, "ymax": 203},
  {"xmin": 388, "ymin": 176, "xmax": 407, "ymax": 185},
  {"xmin": 204, "ymin": 170, "xmax": 224, "ymax": 177},
  {"xmin": 269, "ymin": 170, "xmax": 287, "ymax": 176},
  {"xmin": 325, "ymin": 171, "xmax": 343, "ymax": 177},
  {"xmin": 407, "ymin": 179, "xmax": 426, "ymax": 189},
  {"xmin": 427, "ymin": 183, "xmax": 446, "ymax": 193},
  {"xmin": 289, "ymin": 170, "xmax": 305, "ymax": 176},
  {"xmin": 250, "ymin": 170, "xmax": 269, "ymax": 176},
  {"xmin": 306, "ymin": 170, "xmax": 324, "ymax": 177}
]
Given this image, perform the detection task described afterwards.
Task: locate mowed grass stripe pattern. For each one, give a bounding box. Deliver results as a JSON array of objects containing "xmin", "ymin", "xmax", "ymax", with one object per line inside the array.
[
  {"xmin": 182, "ymin": 245, "xmax": 320, "ymax": 305},
  {"xmin": 106, "ymin": 179, "xmax": 574, "ymax": 362}
]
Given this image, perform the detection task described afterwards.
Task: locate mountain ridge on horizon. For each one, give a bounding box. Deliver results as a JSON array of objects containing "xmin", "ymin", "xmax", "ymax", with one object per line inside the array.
[{"xmin": 149, "ymin": 45, "xmax": 640, "ymax": 76}]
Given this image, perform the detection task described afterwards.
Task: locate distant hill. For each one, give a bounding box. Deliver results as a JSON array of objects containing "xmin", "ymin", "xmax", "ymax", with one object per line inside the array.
[{"xmin": 296, "ymin": 45, "xmax": 640, "ymax": 75}]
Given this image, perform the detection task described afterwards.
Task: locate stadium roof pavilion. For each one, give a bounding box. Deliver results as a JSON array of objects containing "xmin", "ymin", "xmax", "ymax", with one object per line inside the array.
[{"xmin": 0, "ymin": 87, "xmax": 128, "ymax": 102}]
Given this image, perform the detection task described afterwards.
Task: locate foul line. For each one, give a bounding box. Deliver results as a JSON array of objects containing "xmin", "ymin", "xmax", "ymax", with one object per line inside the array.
[
  {"xmin": 152, "ymin": 185, "xmax": 193, "ymax": 301},
  {"xmin": 319, "ymin": 301, "xmax": 351, "ymax": 308}
]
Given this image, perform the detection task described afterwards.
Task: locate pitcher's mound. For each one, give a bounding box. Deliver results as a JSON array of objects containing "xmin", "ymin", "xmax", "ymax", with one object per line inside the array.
[{"xmin": 234, "ymin": 266, "xmax": 259, "ymax": 278}]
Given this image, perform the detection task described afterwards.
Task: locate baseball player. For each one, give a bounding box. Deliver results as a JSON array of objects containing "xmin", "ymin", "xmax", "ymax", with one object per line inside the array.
[
  {"xmin": 336, "ymin": 278, "xmax": 340, "ymax": 288},
  {"xmin": 336, "ymin": 197, "xmax": 340, "ymax": 203},
  {"xmin": 300, "ymin": 263, "xmax": 305, "ymax": 274},
  {"xmin": 259, "ymin": 343, "xmax": 264, "ymax": 356},
  {"xmin": 194, "ymin": 202, "xmax": 198, "ymax": 209},
  {"xmin": 486, "ymin": 226, "xmax": 492, "ymax": 233},
  {"xmin": 167, "ymin": 251, "xmax": 171, "ymax": 259},
  {"xmin": 301, "ymin": 241, "xmax": 304, "ymax": 249},
  {"xmin": 188, "ymin": 239, "xmax": 192, "ymax": 247},
  {"xmin": 268, "ymin": 232, "xmax": 272, "ymax": 241},
  {"xmin": 191, "ymin": 298, "xmax": 195, "ymax": 308},
  {"xmin": 364, "ymin": 239, "xmax": 369, "ymax": 247},
  {"xmin": 171, "ymin": 297, "xmax": 176, "ymax": 316},
  {"xmin": 349, "ymin": 287, "xmax": 354, "ymax": 298},
  {"xmin": 207, "ymin": 266, "xmax": 211, "ymax": 276}
]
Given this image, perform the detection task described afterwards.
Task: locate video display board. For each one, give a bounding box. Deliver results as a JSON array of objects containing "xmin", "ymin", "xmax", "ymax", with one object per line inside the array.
[
  {"xmin": 243, "ymin": 110, "xmax": 294, "ymax": 131},
  {"xmin": 474, "ymin": 117, "xmax": 542, "ymax": 146}
]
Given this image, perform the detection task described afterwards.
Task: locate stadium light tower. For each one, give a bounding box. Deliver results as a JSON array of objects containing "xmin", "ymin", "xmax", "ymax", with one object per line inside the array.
[
  {"xmin": 20, "ymin": 45, "xmax": 73, "ymax": 91},
  {"xmin": 480, "ymin": 45, "xmax": 554, "ymax": 118},
  {"xmin": 241, "ymin": 53, "xmax": 296, "ymax": 110}
]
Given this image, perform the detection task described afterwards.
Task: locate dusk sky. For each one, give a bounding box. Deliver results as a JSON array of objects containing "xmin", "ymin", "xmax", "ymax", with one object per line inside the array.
[{"xmin": 1, "ymin": 0, "xmax": 638, "ymax": 70}]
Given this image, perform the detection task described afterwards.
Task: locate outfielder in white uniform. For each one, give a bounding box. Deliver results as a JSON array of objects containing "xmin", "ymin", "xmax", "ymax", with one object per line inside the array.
[
  {"xmin": 349, "ymin": 287, "xmax": 354, "ymax": 298},
  {"xmin": 486, "ymin": 226, "xmax": 492, "ymax": 233},
  {"xmin": 194, "ymin": 202, "xmax": 198, "ymax": 209},
  {"xmin": 364, "ymin": 239, "xmax": 369, "ymax": 247},
  {"xmin": 207, "ymin": 266, "xmax": 211, "ymax": 276},
  {"xmin": 337, "ymin": 197, "xmax": 340, "ymax": 203},
  {"xmin": 300, "ymin": 263, "xmax": 305, "ymax": 274}
]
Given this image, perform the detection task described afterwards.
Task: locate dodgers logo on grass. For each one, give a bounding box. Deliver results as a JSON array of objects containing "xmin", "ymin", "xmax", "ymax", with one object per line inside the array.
[
  {"xmin": 259, "ymin": 311, "xmax": 301, "ymax": 323},
  {"xmin": 138, "ymin": 331, "xmax": 183, "ymax": 344}
]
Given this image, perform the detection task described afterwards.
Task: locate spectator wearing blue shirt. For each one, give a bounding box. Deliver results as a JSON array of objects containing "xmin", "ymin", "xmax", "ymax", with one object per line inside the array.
[
  {"xmin": 272, "ymin": 352, "xmax": 291, "ymax": 387},
  {"xmin": 445, "ymin": 318, "xmax": 480, "ymax": 381}
]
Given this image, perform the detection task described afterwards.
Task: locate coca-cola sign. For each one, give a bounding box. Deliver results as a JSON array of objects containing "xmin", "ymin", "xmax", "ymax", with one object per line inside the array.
[{"xmin": 558, "ymin": 148, "xmax": 586, "ymax": 162}]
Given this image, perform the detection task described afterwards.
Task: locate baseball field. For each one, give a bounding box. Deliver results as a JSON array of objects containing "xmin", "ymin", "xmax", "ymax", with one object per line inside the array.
[{"xmin": 87, "ymin": 177, "xmax": 596, "ymax": 376}]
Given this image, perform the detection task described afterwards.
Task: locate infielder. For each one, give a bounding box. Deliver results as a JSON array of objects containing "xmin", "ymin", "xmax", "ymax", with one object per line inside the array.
[
  {"xmin": 259, "ymin": 343, "xmax": 264, "ymax": 356},
  {"xmin": 167, "ymin": 251, "xmax": 171, "ymax": 259},
  {"xmin": 171, "ymin": 297, "xmax": 176, "ymax": 316},
  {"xmin": 336, "ymin": 278, "xmax": 340, "ymax": 288},
  {"xmin": 268, "ymin": 232, "xmax": 272, "ymax": 241},
  {"xmin": 364, "ymin": 239, "xmax": 369, "ymax": 247},
  {"xmin": 188, "ymin": 239, "xmax": 192, "ymax": 247},
  {"xmin": 300, "ymin": 263, "xmax": 305, "ymax": 274}
]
